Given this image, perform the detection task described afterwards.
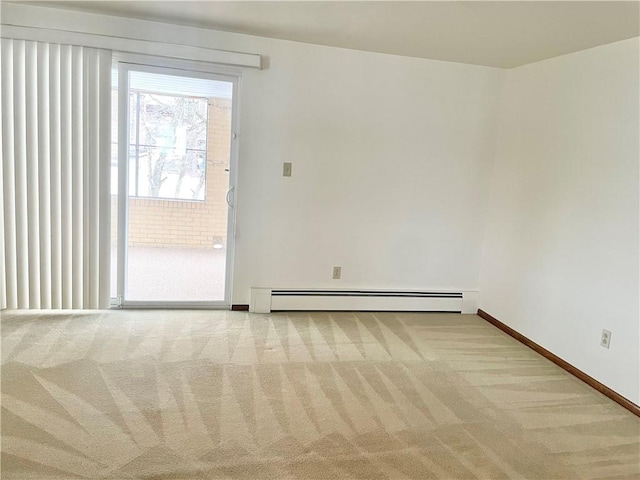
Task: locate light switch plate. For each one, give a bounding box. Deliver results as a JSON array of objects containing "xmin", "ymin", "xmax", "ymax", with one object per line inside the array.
[{"xmin": 283, "ymin": 162, "xmax": 292, "ymax": 177}]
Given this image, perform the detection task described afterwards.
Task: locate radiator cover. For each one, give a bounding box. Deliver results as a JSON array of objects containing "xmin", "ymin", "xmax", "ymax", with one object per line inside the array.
[{"xmin": 250, "ymin": 288, "xmax": 478, "ymax": 314}]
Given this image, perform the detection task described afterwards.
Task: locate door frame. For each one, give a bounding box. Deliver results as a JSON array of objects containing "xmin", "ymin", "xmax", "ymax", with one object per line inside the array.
[{"xmin": 113, "ymin": 54, "xmax": 241, "ymax": 308}]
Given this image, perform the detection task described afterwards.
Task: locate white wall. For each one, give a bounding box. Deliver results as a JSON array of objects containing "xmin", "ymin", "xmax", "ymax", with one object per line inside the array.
[
  {"xmin": 236, "ymin": 42, "xmax": 504, "ymax": 302},
  {"xmin": 479, "ymin": 38, "xmax": 640, "ymax": 404}
]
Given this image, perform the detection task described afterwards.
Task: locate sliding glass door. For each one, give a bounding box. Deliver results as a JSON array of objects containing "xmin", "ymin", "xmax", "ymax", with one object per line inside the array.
[{"xmin": 113, "ymin": 61, "xmax": 238, "ymax": 307}]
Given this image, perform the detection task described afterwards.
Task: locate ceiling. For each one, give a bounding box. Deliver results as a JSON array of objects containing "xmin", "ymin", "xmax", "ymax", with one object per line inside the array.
[{"xmin": 23, "ymin": 1, "xmax": 640, "ymax": 68}]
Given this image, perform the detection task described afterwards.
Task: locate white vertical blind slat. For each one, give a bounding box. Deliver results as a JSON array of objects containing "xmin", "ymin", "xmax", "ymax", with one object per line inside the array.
[
  {"xmin": 37, "ymin": 42, "xmax": 52, "ymax": 309},
  {"xmin": 0, "ymin": 136, "xmax": 4, "ymax": 310},
  {"xmin": 82, "ymin": 50, "xmax": 90, "ymax": 307},
  {"xmin": 60, "ymin": 44, "xmax": 73, "ymax": 309},
  {"xmin": 13, "ymin": 40, "xmax": 29, "ymax": 309},
  {"xmin": 85, "ymin": 50, "xmax": 100, "ymax": 309},
  {"xmin": 0, "ymin": 43, "xmax": 5, "ymax": 311},
  {"xmin": 98, "ymin": 50, "xmax": 111, "ymax": 308},
  {"xmin": 71, "ymin": 46, "xmax": 83, "ymax": 309},
  {"xmin": 49, "ymin": 43, "xmax": 62, "ymax": 309},
  {"xmin": 1, "ymin": 39, "xmax": 17, "ymax": 309},
  {"xmin": 2, "ymin": 40, "xmax": 111, "ymax": 311},
  {"xmin": 26, "ymin": 41, "xmax": 41, "ymax": 308}
]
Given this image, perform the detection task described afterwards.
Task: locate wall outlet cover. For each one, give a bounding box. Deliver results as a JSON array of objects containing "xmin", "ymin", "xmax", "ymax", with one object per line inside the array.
[{"xmin": 332, "ymin": 266, "xmax": 341, "ymax": 279}]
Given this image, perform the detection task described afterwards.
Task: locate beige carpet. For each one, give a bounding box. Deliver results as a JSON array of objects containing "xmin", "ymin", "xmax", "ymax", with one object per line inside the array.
[{"xmin": 1, "ymin": 310, "xmax": 638, "ymax": 479}]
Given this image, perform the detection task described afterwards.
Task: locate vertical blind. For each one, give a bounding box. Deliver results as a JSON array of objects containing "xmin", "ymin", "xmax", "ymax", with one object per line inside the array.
[{"xmin": 1, "ymin": 39, "xmax": 112, "ymax": 309}]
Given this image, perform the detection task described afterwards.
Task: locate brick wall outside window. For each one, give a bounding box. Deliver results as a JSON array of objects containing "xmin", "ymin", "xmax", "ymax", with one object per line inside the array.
[{"xmin": 110, "ymin": 97, "xmax": 231, "ymax": 249}]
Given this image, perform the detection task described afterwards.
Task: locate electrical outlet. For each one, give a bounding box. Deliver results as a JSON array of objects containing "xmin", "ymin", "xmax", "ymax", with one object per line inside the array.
[
  {"xmin": 283, "ymin": 162, "xmax": 292, "ymax": 177},
  {"xmin": 332, "ymin": 266, "xmax": 341, "ymax": 280},
  {"xmin": 600, "ymin": 329, "xmax": 611, "ymax": 349}
]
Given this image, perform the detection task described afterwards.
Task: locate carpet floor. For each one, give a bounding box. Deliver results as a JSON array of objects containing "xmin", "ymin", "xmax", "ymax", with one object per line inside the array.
[{"xmin": 1, "ymin": 310, "xmax": 638, "ymax": 479}]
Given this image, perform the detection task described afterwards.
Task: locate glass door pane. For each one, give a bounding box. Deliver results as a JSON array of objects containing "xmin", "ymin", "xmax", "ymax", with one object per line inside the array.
[{"xmin": 121, "ymin": 68, "xmax": 234, "ymax": 303}]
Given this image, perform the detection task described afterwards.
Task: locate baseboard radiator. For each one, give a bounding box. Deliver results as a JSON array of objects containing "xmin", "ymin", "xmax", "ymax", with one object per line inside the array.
[{"xmin": 250, "ymin": 288, "xmax": 478, "ymax": 314}]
